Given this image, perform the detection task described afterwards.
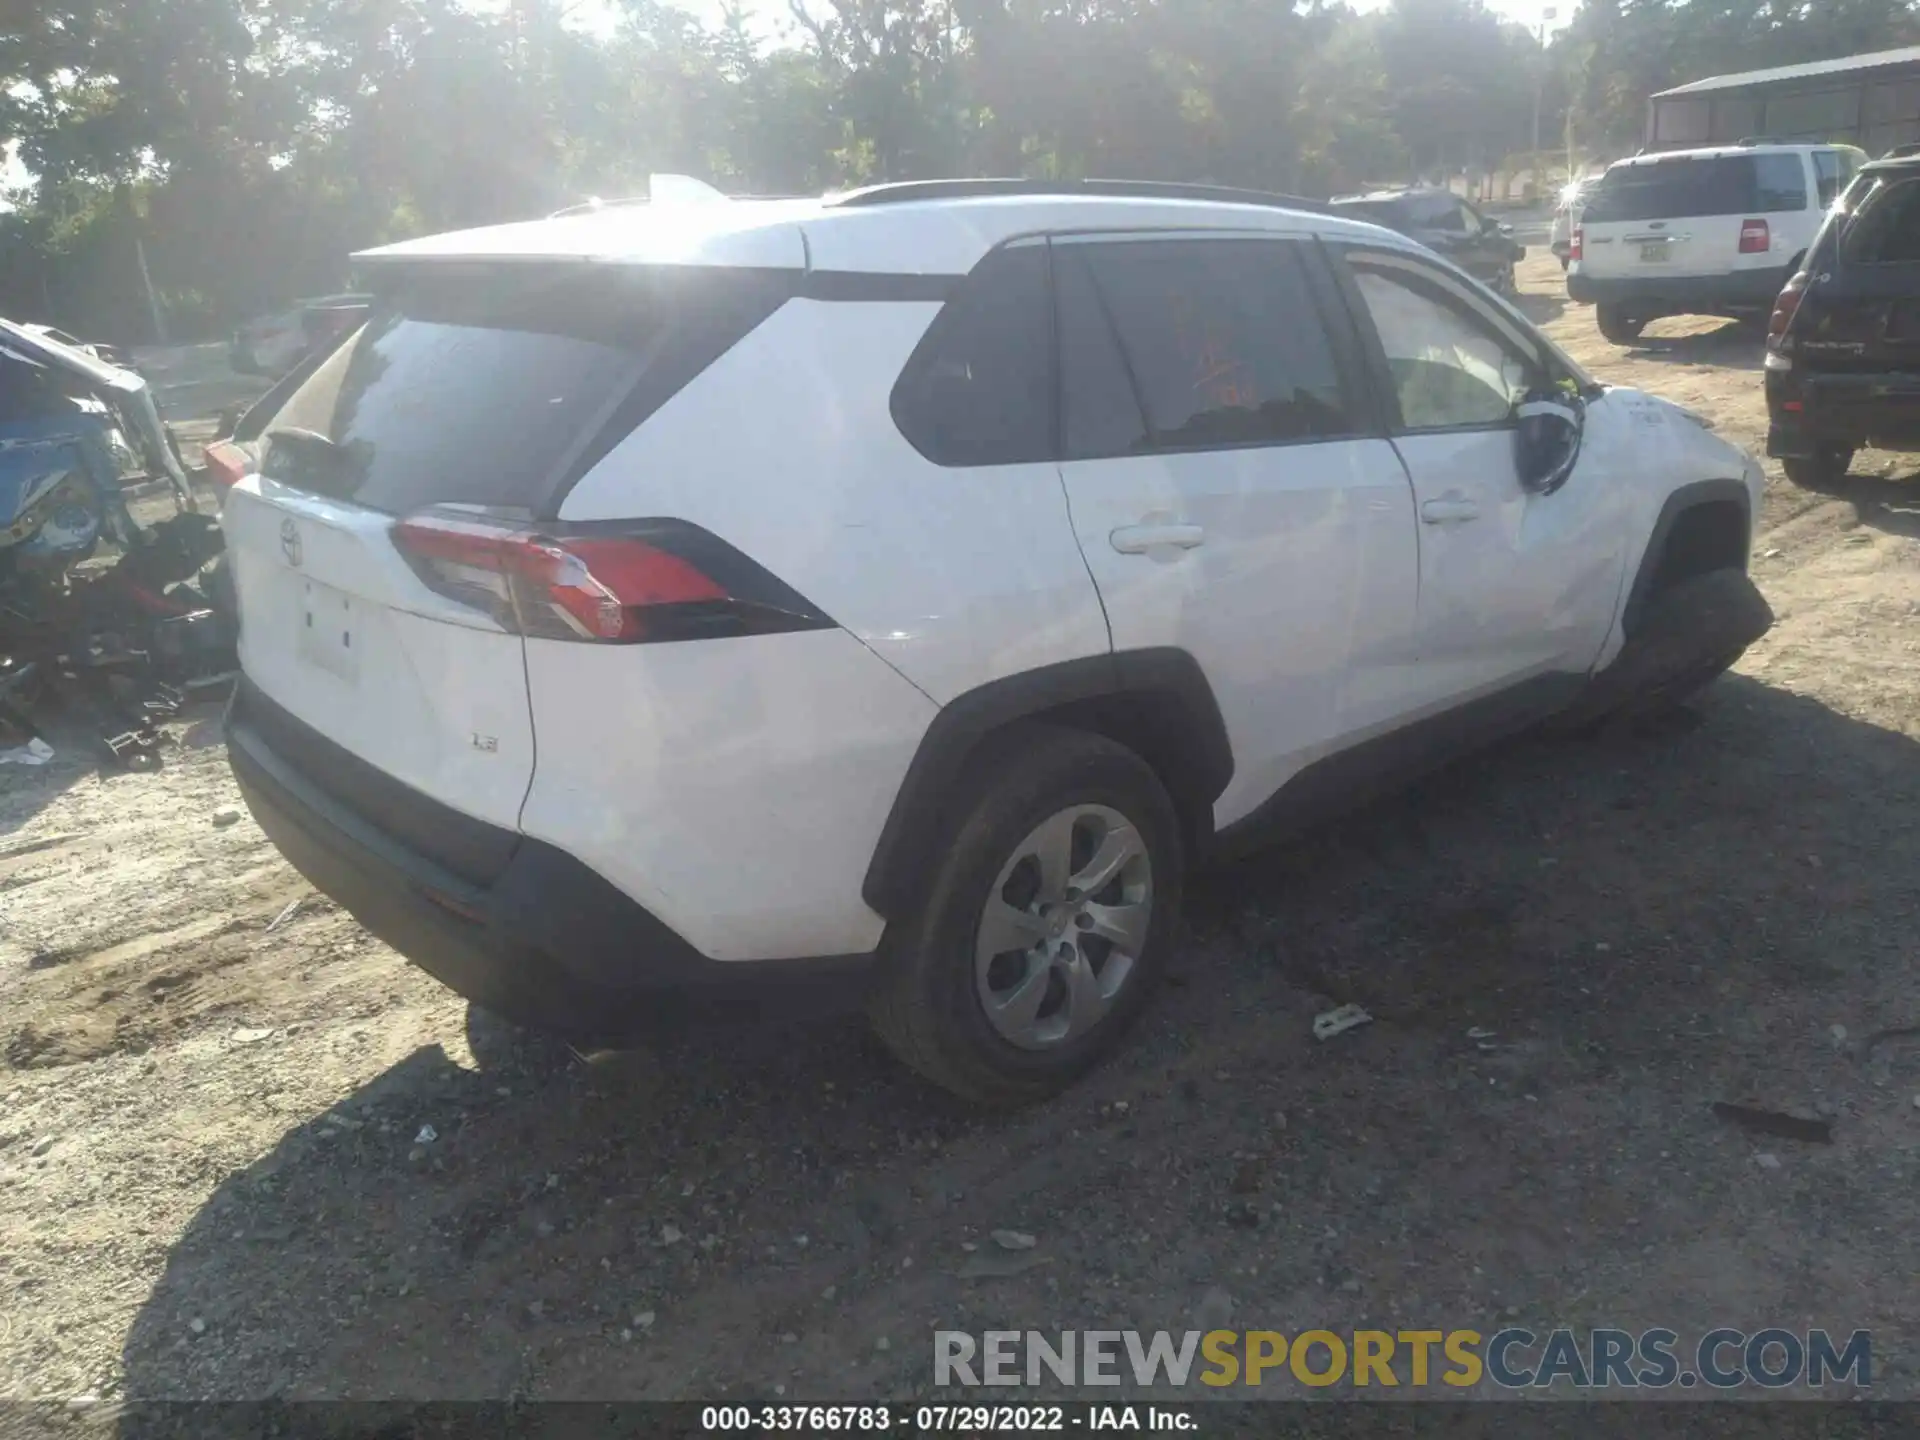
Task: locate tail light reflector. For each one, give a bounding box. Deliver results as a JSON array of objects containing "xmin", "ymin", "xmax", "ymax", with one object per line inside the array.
[
  {"xmin": 203, "ymin": 439, "xmax": 256, "ymax": 491},
  {"xmin": 1768, "ymin": 271, "xmax": 1809, "ymax": 346},
  {"xmin": 1570, "ymin": 225, "xmax": 1583, "ymax": 263},
  {"xmin": 390, "ymin": 510, "xmax": 834, "ymax": 645},
  {"xmin": 1739, "ymin": 219, "xmax": 1771, "ymax": 254}
]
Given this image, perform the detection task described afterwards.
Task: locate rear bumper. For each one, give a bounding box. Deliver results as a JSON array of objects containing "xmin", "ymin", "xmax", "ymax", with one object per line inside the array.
[
  {"xmin": 1767, "ymin": 368, "xmax": 1920, "ymax": 457},
  {"xmin": 1567, "ymin": 265, "xmax": 1789, "ymax": 314},
  {"xmin": 226, "ymin": 681, "xmax": 880, "ymax": 1040}
]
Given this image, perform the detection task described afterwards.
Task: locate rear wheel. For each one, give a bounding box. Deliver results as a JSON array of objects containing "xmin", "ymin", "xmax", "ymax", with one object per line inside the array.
[
  {"xmin": 869, "ymin": 725, "xmax": 1182, "ymax": 1107},
  {"xmin": 1782, "ymin": 446, "xmax": 1855, "ymax": 491},
  {"xmin": 1597, "ymin": 304, "xmax": 1646, "ymax": 345}
]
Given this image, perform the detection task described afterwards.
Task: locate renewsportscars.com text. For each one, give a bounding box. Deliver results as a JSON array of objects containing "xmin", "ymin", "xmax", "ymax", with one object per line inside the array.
[{"xmin": 933, "ymin": 1328, "xmax": 1872, "ymax": 1391}]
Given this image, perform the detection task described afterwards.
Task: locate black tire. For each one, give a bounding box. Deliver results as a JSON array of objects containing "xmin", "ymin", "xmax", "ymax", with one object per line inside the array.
[
  {"xmin": 1597, "ymin": 304, "xmax": 1646, "ymax": 346},
  {"xmin": 1547, "ymin": 568, "xmax": 1774, "ymax": 736},
  {"xmin": 1782, "ymin": 447, "xmax": 1855, "ymax": 491},
  {"xmin": 869, "ymin": 724, "xmax": 1183, "ymax": 1107}
]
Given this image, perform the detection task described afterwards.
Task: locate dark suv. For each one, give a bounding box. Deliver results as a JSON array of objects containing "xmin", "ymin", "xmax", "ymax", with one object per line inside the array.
[
  {"xmin": 1331, "ymin": 188, "xmax": 1526, "ymax": 293},
  {"xmin": 1767, "ymin": 148, "xmax": 1920, "ymax": 488}
]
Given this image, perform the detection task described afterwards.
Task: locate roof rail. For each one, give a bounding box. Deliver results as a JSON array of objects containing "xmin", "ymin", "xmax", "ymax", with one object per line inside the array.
[
  {"xmin": 1887, "ymin": 143, "xmax": 1920, "ymax": 159},
  {"xmin": 826, "ymin": 177, "xmax": 1334, "ymax": 215},
  {"xmin": 1734, "ymin": 136, "xmax": 1793, "ymax": 147}
]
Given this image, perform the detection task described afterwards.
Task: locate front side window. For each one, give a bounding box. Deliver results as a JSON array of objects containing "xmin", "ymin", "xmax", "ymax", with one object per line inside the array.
[
  {"xmin": 891, "ymin": 244, "xmax": 1055, "ymax": 468},
  {"xmin": 1348, "ymin": 261, "xmax": 1534, "ymax": 430},
  {"xmin": 1060, "ymin": 237, "xmax": 1360, "ymax": 454}
]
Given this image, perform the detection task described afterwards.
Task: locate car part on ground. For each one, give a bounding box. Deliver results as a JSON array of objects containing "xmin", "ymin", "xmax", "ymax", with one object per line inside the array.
[
  {"xmin": 1766, "ymin": 149, "xmax": 1920, "ymax": 486},
  {"xmin": 0, "ymin": 319, "xmax": 235, "ymax": 768},
  {"xmin": 1569, "ymin": 142, "xmax": 1870, "ymax": 341},
  {"xmin": 217, "ymin": 178, "xmax": 1771, "ymax": 1104}
]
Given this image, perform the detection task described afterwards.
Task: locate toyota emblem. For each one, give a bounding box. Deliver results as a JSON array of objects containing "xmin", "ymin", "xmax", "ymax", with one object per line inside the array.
[{"xmin": 280, "ymin": 517, "xmax": 303, "ymax": 567}]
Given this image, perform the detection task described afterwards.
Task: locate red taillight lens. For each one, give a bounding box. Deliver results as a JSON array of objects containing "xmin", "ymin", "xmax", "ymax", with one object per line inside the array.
[
  {"xmin": 1768, "ymin": 271, "xmax": 1808, "ymax": 344},
  {"xmin": 1740, "ymin": 219, "xmax": 1771, "ymax": 254},
  {"xmin": 1570, "ymin": 225, "xmax": 1583, "ymax": 263},
  {"xmin": 390, "ymin": 511, "xmax": 828, "ymax": 645},
  {"xmin": 203, "ymin": 439, "xmax": 255, "ymax": 491}
]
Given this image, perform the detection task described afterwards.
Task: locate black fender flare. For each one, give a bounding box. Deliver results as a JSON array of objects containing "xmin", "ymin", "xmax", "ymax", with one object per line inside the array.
[
  {"xmin": 1619, "ymin": 478, "xmax": 1752, "ymax": 639},
  {"xmin": 861, "ymin": 649, "xmax": 1234, "ymax": 920}
]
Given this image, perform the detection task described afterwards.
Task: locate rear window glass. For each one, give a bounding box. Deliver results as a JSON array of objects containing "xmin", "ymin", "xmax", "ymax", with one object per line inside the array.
[
  {"xmin": 1584, "ymin": 154, "xmax": 1809, "ymax": 222},
  {"xmin": 1069, "ymin": 237, "xmax": 1360, "ymax": 450},
  {"xmin": 260, "ymin": 265, "xmax": 789, "ymax": 514},
  {"xmin": 1845, "ymin": 177, "xmax": 1920, "ymax": 264},
  {"xmin": 891, "ymin": 244, "xmax": 1055, "ymax": 467}
]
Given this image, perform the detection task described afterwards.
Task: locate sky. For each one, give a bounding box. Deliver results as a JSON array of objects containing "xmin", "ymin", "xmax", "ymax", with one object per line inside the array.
[{"xmin": 512, "ymin": 0, "xmax": 1576, "ymax": 49}]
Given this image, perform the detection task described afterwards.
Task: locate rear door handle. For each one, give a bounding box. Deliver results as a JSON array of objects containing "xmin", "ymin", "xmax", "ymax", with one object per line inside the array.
[
  {"xmin": 1110, "ymin": 524, "xmax": 1206, "ymax": 554},
  {"xmin": 1420, "ymin": 495, "xmax": 1481, "ymax": 525}
]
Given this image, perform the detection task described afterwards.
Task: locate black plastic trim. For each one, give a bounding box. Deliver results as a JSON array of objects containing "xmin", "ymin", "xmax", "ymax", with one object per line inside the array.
[
  {"xmin": 1212, "ymin": 671, "xmax": 1587, "ymax": 862},
  {"xmin": 798, "ymin": 271, "xmax": 961, "ymax": 302},
  {"xmin": 828, "ymin": 178, "xmax": 1336, "ymax": 215},
  {"xmin": 860, "ymin": 650, "xmax": 1233, "ymax": 919},
  {"xmin": 1620, "ymin": 478, "xmax": 1753, "ymax": 638},
  {"xmin": 228, "ymin": 692, "xmax": 880, "ymax": 1039}
]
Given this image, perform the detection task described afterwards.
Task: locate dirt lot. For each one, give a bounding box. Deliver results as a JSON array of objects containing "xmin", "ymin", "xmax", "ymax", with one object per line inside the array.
[{"xmin": 3, "ymin": 251, "xmax": 1918, "ymax": 1408}]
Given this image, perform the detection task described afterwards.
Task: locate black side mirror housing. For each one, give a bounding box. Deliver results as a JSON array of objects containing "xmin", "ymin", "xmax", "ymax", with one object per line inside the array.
[{"xmin": 1514, "ymin": 387, "xmax": 1586, "ymax": 496}]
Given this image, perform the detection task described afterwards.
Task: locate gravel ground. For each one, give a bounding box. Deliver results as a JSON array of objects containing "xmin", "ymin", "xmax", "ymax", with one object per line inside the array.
[{"xmin": 2, "ymin": 252, "xmax": 1917, "ymax": 1408}]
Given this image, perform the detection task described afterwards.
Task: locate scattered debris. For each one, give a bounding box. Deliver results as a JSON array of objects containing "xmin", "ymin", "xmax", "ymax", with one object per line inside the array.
[
  {"xmin": 412, "ymin": 1124, "xmax": 437, "ymax": 1145},
  {"xmin": 957, "ymin": 1251, "xmax": 1051, "ymax": 1281},
  {"xmin": 265, "ymin": 896, "xmax": 306, "ymax": 933},
  {"xmin": 821, "ymin": 1286, "xmax": 837, "ymax": 1302},
  {"xmin": 230, "ymin": 1027, "xmax": 274, "ymax": 1045},
  {"xmin": 1754, "ymin": 1153, "xmax": 1782, "ymax": 1171},
  {"xmin": 660, "ymin": 1224, "xmax": 684, "ymax": 1246},
  {"xmin": 1829, "ymin": 1023, "xmax": 1849, "ymax": 1046},
  {"xmin": 30, "ymin": 1136, "xmax": 55, "ymax": 1157},
  {"xmin": 0, "ymin": 737, "xmax": 53, "ymax": 766},
  {"xmin": 875, "ymin": 1337, "xmax": 891, "ymax": 1353},
  {"xmin": 990, "ymin": 1229, "xmax": 1037, "ymax": 1252},
  {"xmin": 633, "ymin": 1311, "xmax": 656, "ymax": 1329},
  {"xmin": 528, "ymin": 1301, "xmax": 545, "ymax": 1320},
  {"xmin": 1313, "ymin": 1003, "xmax": 1373, "ymax": 1041},
  {"xmin": 1467, "ymin": 1026, "xmax": 1497, "ymax": 1040},
  {"xmin": 211, "ymin": 809, "xmax": 241, "ymax": 828},
  {"xmin": 1762, "ymin": 548, "xmax": 1782, "ymax": 559},
  {"xmin": 1711, "ymin": 1102, "xmax": 1833, "ymax": 1145},
  {"xmin": 188, "ymin": 1318, "xmax": 206, "ymax": 1336},
  {"xmin": 535, "ymin": 1220, "xmax": 555, "ymax": 1238}
]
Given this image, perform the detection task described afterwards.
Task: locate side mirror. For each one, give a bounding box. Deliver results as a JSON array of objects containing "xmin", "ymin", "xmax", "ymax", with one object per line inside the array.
[{"xmin": 1514, "ymin": 387, "xmax": 1586, "ymax": 496}]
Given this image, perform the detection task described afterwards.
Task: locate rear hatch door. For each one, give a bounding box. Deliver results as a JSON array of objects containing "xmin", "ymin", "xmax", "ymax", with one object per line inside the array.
[
  {"xmin": 222, "ymin": 262, "xmax": 719, "ymax": 866},
  {"xmin": 1578, "ymin": 152, "xmax": 1802, "ymax": 280},
  {"xmin": 1797, "ymin": 172, "xmax": 1920, "ymax": 372}
]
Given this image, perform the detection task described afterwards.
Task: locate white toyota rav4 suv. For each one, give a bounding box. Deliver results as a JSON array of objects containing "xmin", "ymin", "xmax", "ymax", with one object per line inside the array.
[
  {"xmin": 1569, "ymin": 141, "xmax": 1867, "ymax": 344},
  {"xmin": 219, "ymin": 178, "xmax": 1772, "ymax": 1104}
]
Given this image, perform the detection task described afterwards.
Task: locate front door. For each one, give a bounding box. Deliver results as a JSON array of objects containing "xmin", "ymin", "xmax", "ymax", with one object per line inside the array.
[
  {"xmin": 1332, "ymin": 244, "xmax": 1629, "ymax": 714},
  {"xmin": 1048, "ymin": 231, "xmax": 1421, "ymax": 828}
]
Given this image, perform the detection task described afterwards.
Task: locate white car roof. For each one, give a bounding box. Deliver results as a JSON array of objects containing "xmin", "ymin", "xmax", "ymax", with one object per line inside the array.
[
  {"xmin": 1609, "ymin": 143, "xmax": 1833, "ymax": 168},
  {"xmin": 354, "ymin": 186, "xmax": 1411, "ymax": 277}
]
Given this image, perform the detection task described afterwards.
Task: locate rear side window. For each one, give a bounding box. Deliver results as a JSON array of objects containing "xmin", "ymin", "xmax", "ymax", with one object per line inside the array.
[
  {"xmin": 1815, "ymin": 151, "xmax": 1845, "ymax": 208},
  {"xmin": 1063, "ymin": 238, "xmax": 1360, "ymax": 452},
  {"xmin": 260, "ymin": 264, "xmax": 789, "ymax": 514},
  {"xmin": 1584, "ymin": 154, "xmax": 1808, "ymax": 222},
  {"xmin": 1845, "ymin": 177, "xmax": 1920, "ymax": 264},
  {"xmin": 891, "ymin": 245, "xmax": 1054, "ymax": 467}
]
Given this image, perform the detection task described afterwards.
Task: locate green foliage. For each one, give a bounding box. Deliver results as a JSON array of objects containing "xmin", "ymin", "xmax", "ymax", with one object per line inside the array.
[{"xmin": 1, "ymin": 0, "xmax": 1915, "ymax": 340}]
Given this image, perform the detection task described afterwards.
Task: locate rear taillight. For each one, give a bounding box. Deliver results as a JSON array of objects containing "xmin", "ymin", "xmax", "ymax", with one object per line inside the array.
[
  {"xmin": 203, "ymin": 439, "xmax": 256, "ymax": 492},
  {"xmin": 389, "ymin": 510, "xmax": 834, "ymax": 645},
  {"xmin": 1570, "ymin": 225, "xmax": 1583, "ymax": 263},
  {"xmin": 1739, "ymin": 219, "xmax": 1771, "ymax": 254},
  {"xmin": 1768, "ymin": 271, "xmax": 1809, "ymax": 346}
]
